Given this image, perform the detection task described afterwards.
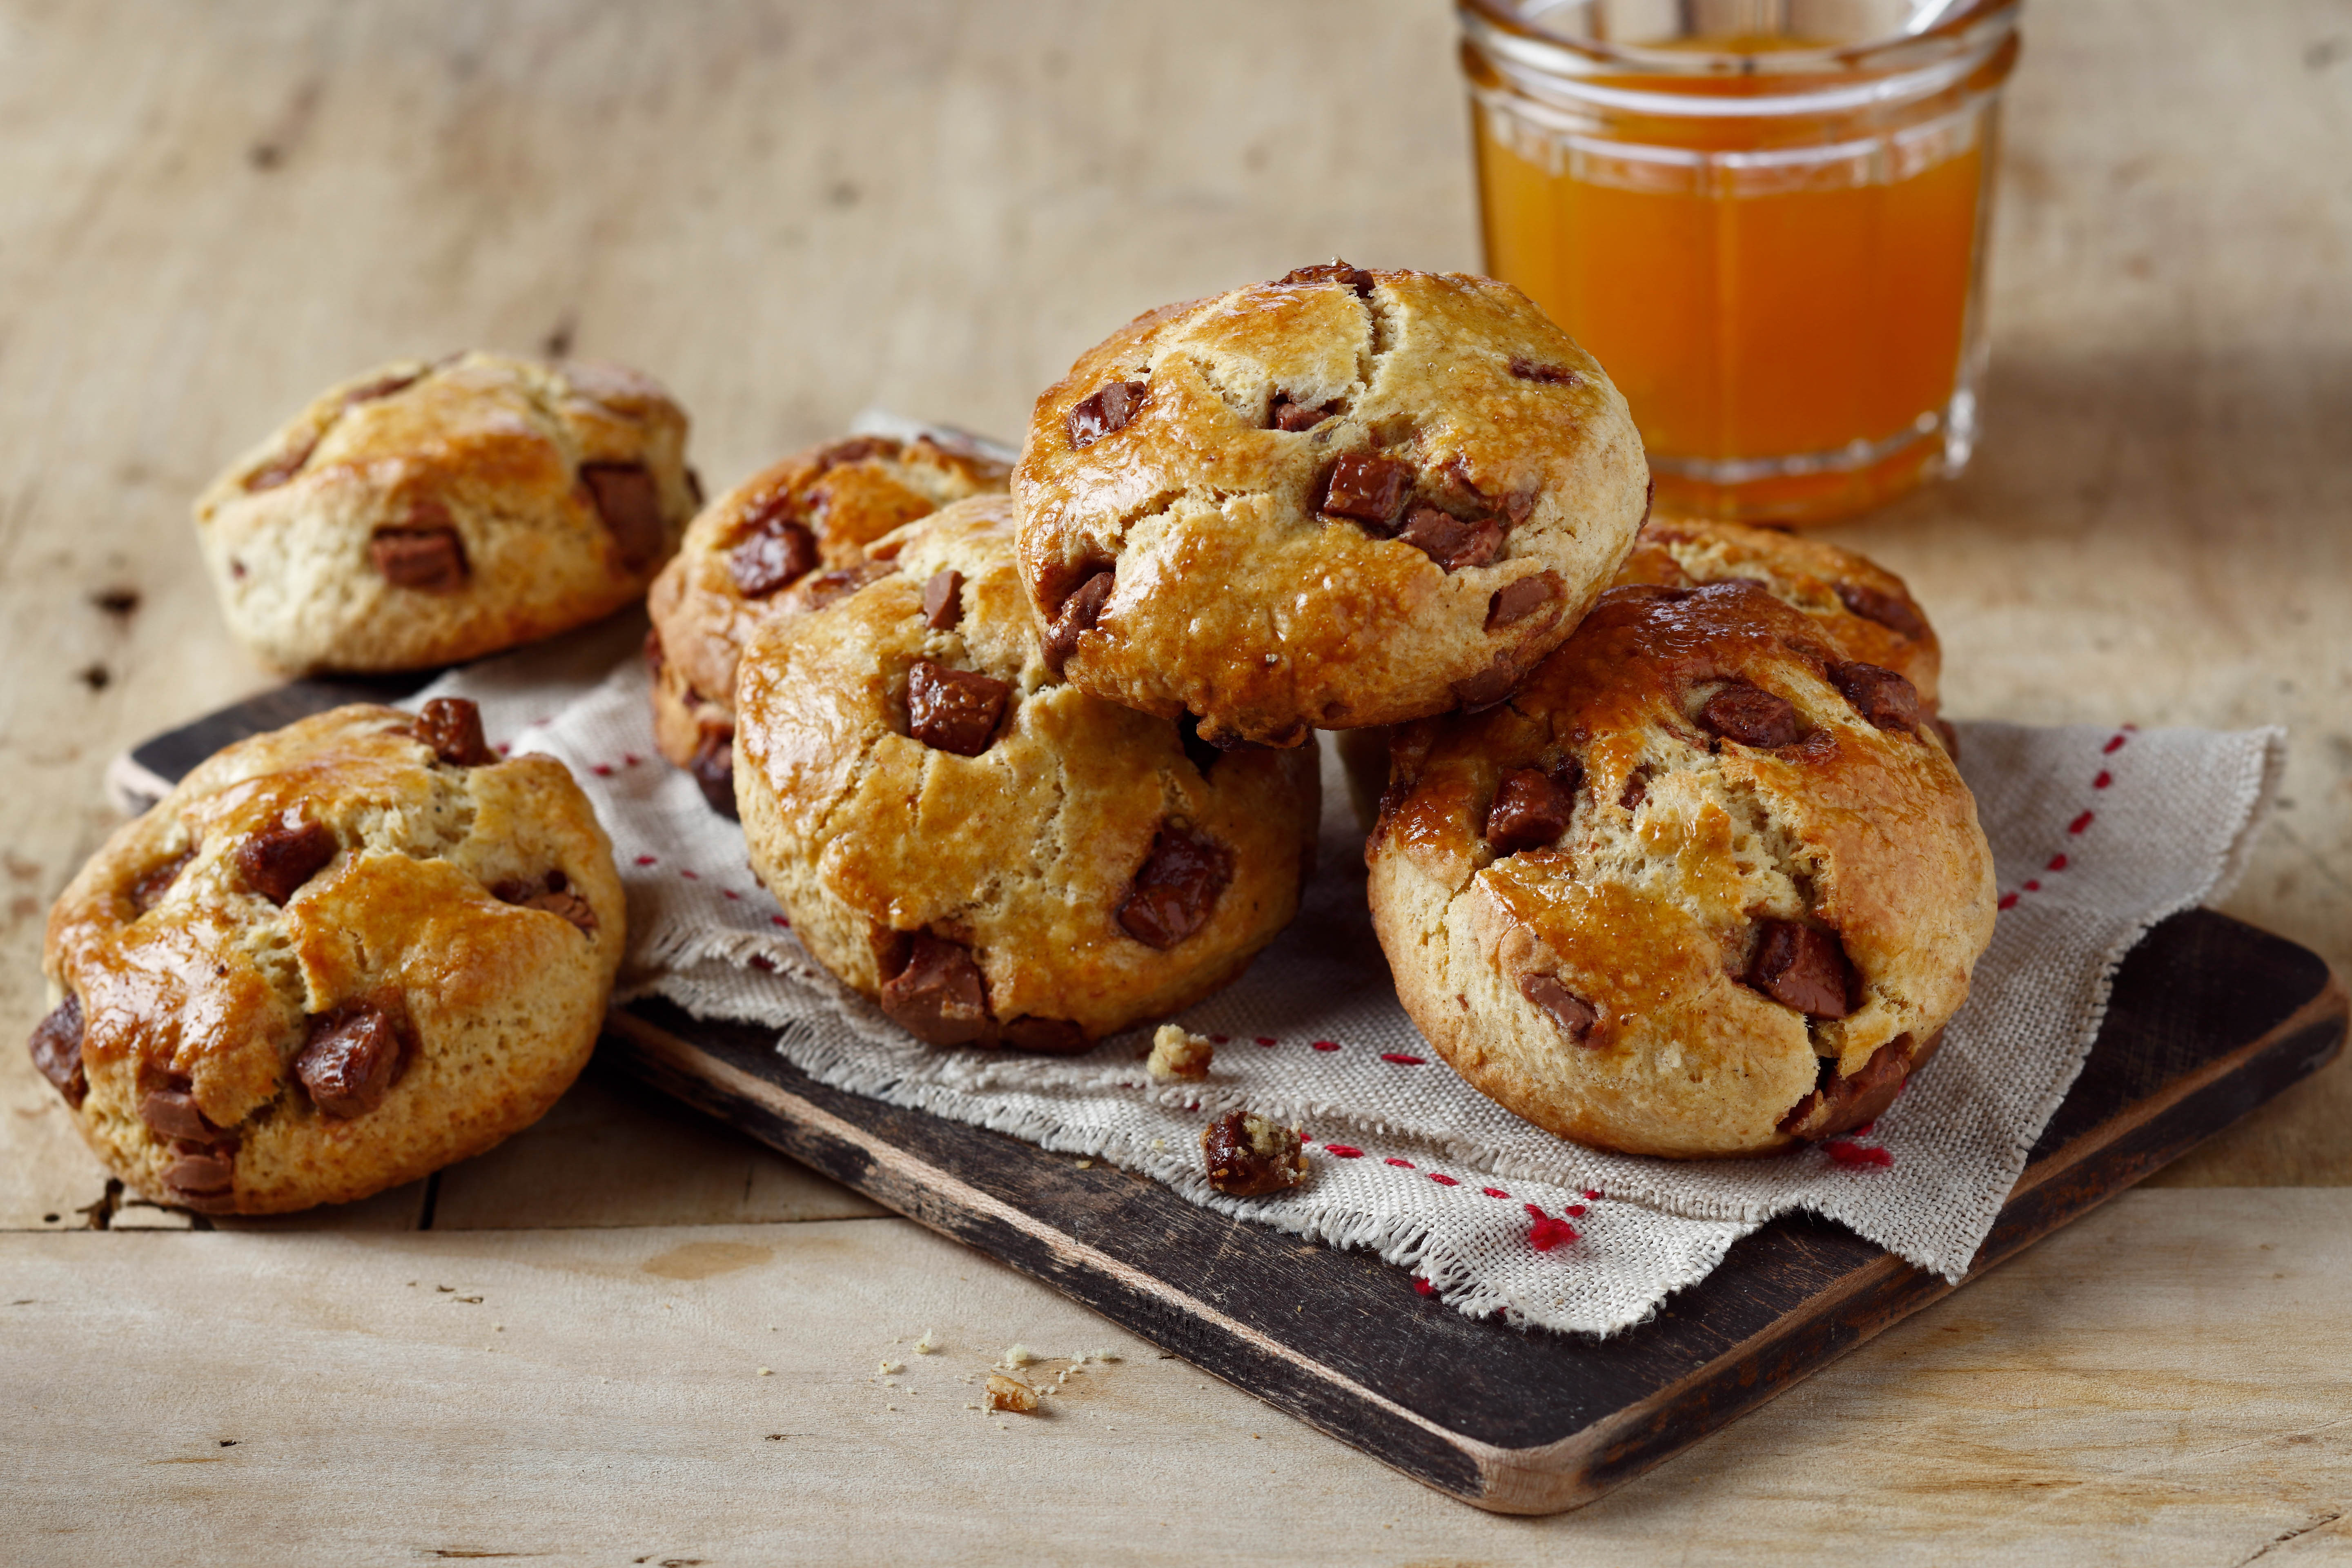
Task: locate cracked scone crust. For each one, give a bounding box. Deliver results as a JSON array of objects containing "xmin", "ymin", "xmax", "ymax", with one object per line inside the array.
[
  {"xmin": 645, "ymin": 435, "xmax": 1009, "ymax": 806},
  {"xmin": 1013, "ymin": 265, "xmax": 1650, "ymax": 746},
  {"xmin": 734, "ymin": 495, "xmax": 1321, "ymax": 1047},
  {"xmin": 33, "ymin": 704, "xmax": 625, "ymax": 1214},
  {"xmin": 1365, "ymin": 582, "xmax": 1994, "ymax": 1159},
  {"xmin": 194, "ymin": 352, "xmax": 697, "ymax": 674}
]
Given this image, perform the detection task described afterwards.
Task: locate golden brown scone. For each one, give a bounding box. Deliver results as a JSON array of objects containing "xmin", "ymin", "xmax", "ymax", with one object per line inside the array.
[
  {"xmin": 194, "ymin": 353, "xmax": 697, "ymax": 675},
  {"xmin": 734, "ymin": 495, "xmax": 1320, "ymax": 1049},
  {"xmin": 644, "ymin": 434, "xmax": 1008, "ymax": 814},
  {"xmin": 1366, "ymin": 581, "xmax": 1994, "ymax": 1159},
  {"xmin": 29, "ymin": 699, "xmax": 624, "ymax": 1214},
  {"xmin": 1338, "ymin": 519, "xmax": 1952, "ymax": 831},
  {"xmin": 1013, "ymin": 263, "xmax": 1650, "ymax": 747}
]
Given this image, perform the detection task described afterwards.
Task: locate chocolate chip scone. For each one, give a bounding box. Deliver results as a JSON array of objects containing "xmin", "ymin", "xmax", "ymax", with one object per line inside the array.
[
  {"xmin": 1365, "ymin": 581, "xmax": 1994, "ymax": 1159},
  {"xmin": 1338, "ymin": 517, "xmax": 1952, "ymax": 829},
  {"xmin": 1013, "ymin": 263, "xmax": 1650, "ymax": 747},
  {"xmin": 194, "ymin": 352, "xmax": 697, "ymax": 674},
  {"xmin": 644, "ymin": 434, "xmax": 1009, "ymax": 815},
  {"xmin": 734, "ymin": 494, "xmax": 1320, "ymax": 1049},
  {"xmin": 30, "ymin": 698, "xmax": 624, "ymax": 1213}
]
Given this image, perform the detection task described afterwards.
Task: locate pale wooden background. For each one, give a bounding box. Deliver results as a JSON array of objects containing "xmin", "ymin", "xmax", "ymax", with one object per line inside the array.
[{"xmin": 2, "ymin": 1, "xmax": 2348, "ymax": 1561}]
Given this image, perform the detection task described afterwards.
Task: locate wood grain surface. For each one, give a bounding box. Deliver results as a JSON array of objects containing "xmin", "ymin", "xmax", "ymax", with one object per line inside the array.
[{"xmin": 1, "ymin": 0, "xmax": 2348, "ymax": 1559}]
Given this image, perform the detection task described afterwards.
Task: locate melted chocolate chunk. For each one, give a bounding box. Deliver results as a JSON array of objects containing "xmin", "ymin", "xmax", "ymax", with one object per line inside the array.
[
  {"xmin": 1517, "ymin": 973, "xmax": 1600, "ymax": 1045},
  {"xmin": 1277, "ymin": 261, "xmax": 1375, "ymax": 298},
  {"xmin": 416, "ymin": 696, "xmax": 496, "ymax": 766},
  {"xmin": 295, "ymin": 1006, "xmax": 405, "ymax": 1120},
  {"xmin": 796, "ymin": 561, "xmax": 893, "ymax": 611},
  {"xmin": 1485, "ymin": 572, "xmax": 1561, "ymax": 631},
  {"xmin": 1066, "ymin": 381, "xmax": 1149, "ymax": 450},
  {"xmin": 1746, "ymin": 919, "xmax": 1856, "ymax": 1018},
  {"xmin": 162, "ymin": 1151, "xmax": 235, "ymax": 1198},
  {"xmin": 1829, "ymin": 661, "xmax": 1920, "ymax": 734},
  {"xmin": 1397, "ymin": 505, "xmax": 1504, "ymax": 572},
  {"xmin": 1116, "ymin": 824, "xmax": 1232, "ymax": 950},
  {"xmin": 921, "ymin": 569, "xmax": 964, "ymax": 630},
  {"xmin": 690, "ymin": 730, "xmax": 738, "ymax": 819},
  {"xmin": 342, "ymin": 370, "xmax": 422, "ymax": 405},
  {"xmin": 1451, "ymin": 654, "xmax": 1520, "ymax": 712},
  {"xmin": 1318, "ymin": 452, "xmax": 1412, "ymax": 530},
  {"xmin": 245, "ymin": 432, "xmax": 318, "ymax": 492},
  {"xmin": 1484, "ymin": 766, "xmax": 1577, "ymax": 854},
  {"xmin": 370, "ymin": 526, "xmax": 468, "ymax": 591},
  {"xmin": 131, "ymin": 848, "xmax": 195, "ymax": 915},
  {"xmin": 1270, "ymin": 392, "xmax": 1339, "ymax": 432},
  {"xmin": 1778, "ymin": 1030, "xmax": 1928, "ymax": 1138},
  {"xmin": 907, "ymin": 659, "xmax": 1011, "ymax": 757},
  {"xmin": 1508, "ymin": 357, "xmax": 1578, "ymax": 385},
  {"xmin": 496, "ymin": 873, "xmax": 599, "ymax": 934},
  {"xmin": 234, "ymin": 815, "xmax": 338, "ymax": 906},
  {"xmin": 1834, "ymin": 581, "xmax": 1929, "ymax": 641},
  {"xmin": 878, "ymin": 931, "xmax": 991, "ymax": 1046},
  {"xmin": 140, "ymin": 1084, "xmax": 235, "ymax": 1144},
  {"xmin": 1201, "ymin": 1111, "xmax": 1307, "ymax": 1196},
  {"xmin": 579, "ymin": 462, "xmax": 666, "ymax": 569},
  {"xmin": 29, "ymin": 994, "xmax": 85, "ymax": 1108},
  {"xmin": 1003, "ymin": 1016, "xmax": 1088, "ymax": 1055},
  {"xmin": 814, "ymin": 436, "xmax": 890, "ymax": 471},
  {"xmin": 1697, "ymin": 682, "xmax": 1800, "ymax": 749},
  {"xmin": 728, "ymin": 517, "xmax": 818, "ymax": 599},
  {"xmin": 1044, "ymin": 567, "xmax": 1114, "ymax": 671}
]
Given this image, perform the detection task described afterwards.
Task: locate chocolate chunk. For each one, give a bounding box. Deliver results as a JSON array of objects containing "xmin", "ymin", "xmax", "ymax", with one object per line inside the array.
[
  {"xmin": 1746, "ymin": 919, "xmax": 1856, "ymax": 1018},
  {"xmin": 1829, "ymin": 661, "xmax": 1920, "ymax": 734},
  {"xmin": 370, "ymin": 526, "xmax": 467, "ymax": 590},
  {"xmin": 795, "ymin": 561, "xmax": 892, "ymax": 612},
  {"xmin": 1318, "ymin": 452, "xmax": 1412, "ymax": 529},
  {"xmin": 1396, "ymin": 505, "xmax": 1504, "ymax": 572},
  {"xmin": 1116, "ymin": 824, "xmax": 1232, "ymax": 950},
  {"xmin": 1003, "ymin": 1016, "xmax": 1088, "ymax": 1054},
  {"xmin": 131, "ymin": 848, "xmax": 195, "ymax": 915},
  {"xmin": 1779, "ymin": 1030, "xmax": 1936, "ymax": 1139},
  {"xmin": 907, "ymin": 659, "xmax": 1011, "ymax": 757},
  {"xmin": 690, "ymin": 730, "xmax": 738, "ymax": 819},
  {"xmin": 1176, "ymin": 711, "xmax": 1221, "ymax": 777},
  {"xmin": 161, "ymin": 1151, "xmax": 235, "ymax": 1198},
  {"xmin": 728, "ymin": 518, "xmax": 818, "ymax": 599},
  {"xmin": 1485, "ymin": 766, "xmax": 1576, "ymax": 854},
  {"xmin": 1044, "ymin": 567, "xmax": 1114, "ymax": 671},
  {"xmin": 1485, "ymin": 571, "xmax": 1561, "ymax": 630},
  {"xmin": 1451, "ymin": 654, "xmax": 1520, "ymax": 712},
  {"xmin": 1270, "ymin": 392, "xmax": 1339, "ymax": 432},
  {"xmin": 813, "ymin": 436, "xmax": 890, "ymax": 471},
  {"xmin": 1065, "ymin": 381, "xmax": 1149, "ymax": 450},
  {"xmin": 28, "ymin": 994, "xmax": 86, "ymax": 1108},
  {"xmin": 1200, "ymin": 1111, "xmax": 1308, "ymax": 1196},
  {"xmin": 1276, "ymin": 261, "xmax": 1375, "ymax": 298},
  {"xmin": 416, "ymin": 696, "xmax": 496, "ymax": 766},
  {"xmin": 245, "ymin": 432, "xmax": 318, "ymax": 492},
  {"xmin": 878, "ymin": 931, "xmax": 990, "ymax": 1046},
  {"xmin": 295, "ymin": 1006, "xmax": 405, "ymax": 1119},
  {"xmin": 1517, "ymin": 973, "xmax": 1601, "ymax": 1045},
  {"xmin": 342, "ymin": 370, "xmax": 422, "ymax": 405},
  {"xmin": 1619, "ymin": 766, "xmax": 1652, "ymax": 813},
  {"xmin": 1835, "ymin": 581, "xmax": 1928, "ymax": 641},
  {"xmin": 1698, "ymin": 682, "xmax": 1800, "ymax": 748},
  {"xmin": 140, "ymin": 1085, "xmax": 235, "ymax": 1144},
  {"xmin": 921, "ymin": 569, "xmax": 964, "ymax": 630},
  {"xmin": 580, "ymin": 462, "xmax": 666, "ymax": 570},
  {"xmin": 234, "ymin": 815, "xmax": 338, "ymax": 906},
  {"xmin": 493, "ymin": 873, "xmax": 596, "ymax": 933},
  {"xmin": 1508, "ymin": 357, "xmax": 1578, "ymax": 385}
]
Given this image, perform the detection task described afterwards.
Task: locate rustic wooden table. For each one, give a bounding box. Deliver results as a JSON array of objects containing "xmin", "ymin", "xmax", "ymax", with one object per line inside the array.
[{"xmin": 3, "ymin": 2, "xmax": 2347, "ymax": 1561}]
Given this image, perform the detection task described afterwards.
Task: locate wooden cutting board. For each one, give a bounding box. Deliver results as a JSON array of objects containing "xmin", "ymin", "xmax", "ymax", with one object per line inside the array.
[{"xmin": 125, "ymin": 681, "xmax": 2348, "ymax": 1515}]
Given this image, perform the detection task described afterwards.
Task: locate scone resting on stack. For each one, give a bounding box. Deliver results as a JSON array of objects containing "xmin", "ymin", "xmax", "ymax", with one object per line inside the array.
[
  {"xmin": 1014, "ymin": 263, "xmax": 1650, "ymax": 748},
  {"xmin": 1366, "ymin": 581, "xmax": 1994, "ymax": 1159},
  {"xmin": 194, "ymin": 352, "xmax": 697, "ymax": 674},
  {"xmin": 733, "ymin": 495, "xmax": 1321, "ymax": 1049},
  {"xmin": 645, "ymin": 434, "xmax": 1009, "ymax": 815},
  {"xmin": 29, "ymin": 699, "xmax": 624, "ymax": 1213}
]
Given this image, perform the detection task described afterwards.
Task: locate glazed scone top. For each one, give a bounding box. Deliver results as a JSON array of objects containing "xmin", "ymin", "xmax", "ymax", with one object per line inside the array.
[
  {"xmin": 1015, "ymin": 265, "xmax": 1651, "ymax": 745},
  {"xmin": 1370, "ymin": 581, "xmax": 1994, "ymax": 1158},
  {"xmin": 38, "ymin": 704, "xmax": 624, "ymax": 1211},
  {"xmin": 732, "ymin": 495, "xmax": 1320, "ymax": 1045},
  {"xmin": 647, "ymin": 434, "xmax": 1010, "ymax": 718}
]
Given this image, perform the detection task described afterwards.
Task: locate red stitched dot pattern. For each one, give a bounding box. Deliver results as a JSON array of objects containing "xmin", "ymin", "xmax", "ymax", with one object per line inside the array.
[
  {"xmin": 1997, "ymin": 731, "xmax": 2123, "ymax": 914},
  {"xmin": 1380, "ymin": 1053, "xmax": 1425, "ymax": 1065},
  {"xmin": 1825, "ymin": 1141, "xmax": 1893, "ymax": 1169}
]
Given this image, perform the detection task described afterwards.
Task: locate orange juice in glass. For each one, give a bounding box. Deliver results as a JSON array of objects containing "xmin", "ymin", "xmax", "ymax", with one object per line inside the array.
[{"xmin": 1461, "ymin": 0, "xmax": 2022, "ymax": 523}]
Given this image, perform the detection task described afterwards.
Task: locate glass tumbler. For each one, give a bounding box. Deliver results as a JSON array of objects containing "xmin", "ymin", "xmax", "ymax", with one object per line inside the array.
[{"xmin": 1461, "ymin": 0, "xmax": 2021, "ymax": 524}]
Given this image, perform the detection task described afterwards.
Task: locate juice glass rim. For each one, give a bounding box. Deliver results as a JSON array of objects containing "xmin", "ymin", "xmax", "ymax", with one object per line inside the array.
[{"xmin": 1461, "ymin": 0, "xmax": 2020, "ymax": 119}]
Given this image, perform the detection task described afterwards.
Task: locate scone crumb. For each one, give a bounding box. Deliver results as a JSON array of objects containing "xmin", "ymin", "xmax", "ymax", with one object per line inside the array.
[
  {"xmin": 1148, "ymin": 1025, "xmax": 1215, "ymax": 1082},
  {"xmin": 878, "ymin": 1360, "xmax": 904, "ymax": 1375},
  {"xmin": 1089, "ymin": 1349, "xmax": 1120, "ymax": 1363},
  {"xmin": 1000, "ymin": 1345, "xmax": 1036, "ymax": 1368},
  {"xmin": 913, "ymin": 1330, "xmax": 940, "ymax": 1355},
  {"xmin": 984, "ymin": 1374, "xmax": 1040, "ymax": 1414},
  {"xmin": 1201, "ymin": 1111, "xmax": 1309, "ymax": 1197},
  {"xmin": 758, "ymin": 1367, "xmax": 773, "ymax": 1377}
]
